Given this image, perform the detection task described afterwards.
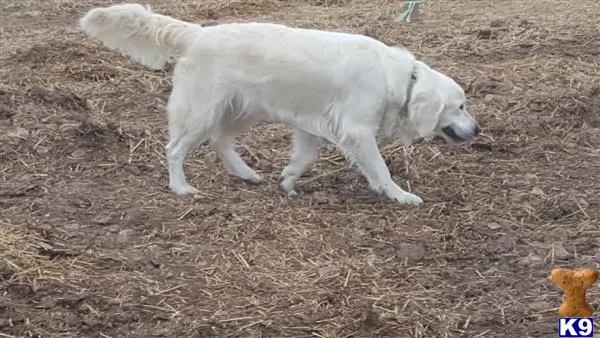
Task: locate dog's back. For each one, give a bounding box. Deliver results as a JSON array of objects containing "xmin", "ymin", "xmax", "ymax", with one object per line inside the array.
[
  {"xmin": 179, "ymin": 22, "xmax": 413, "ymax": 119},
  {"xmin": 192, "ymin": 22, "xmax": 391, "ymax": 63}
]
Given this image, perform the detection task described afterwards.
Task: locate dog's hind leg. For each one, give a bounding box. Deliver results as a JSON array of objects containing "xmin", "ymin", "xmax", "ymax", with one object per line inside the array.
[
  {"xmin": 211, "ymin": 133, "xmax": 263, "ymax": 183},
  {"xmin": 165, "ymin": 95, "xmax": 216, "ymax": 196},
  {"xmin": 280, "ymin": 129, "xmax": 321, "ymax": 196},
  {"xmin": 209, "ymin": 92, "xmax": 263, "ymax": 183},
  {"xmin": 166, "ymin": 130, "xmax": 202, "ymax": 195},
  {"xmin": 166, "ymin": 120, "xmax": 210, "ymax": 195}
]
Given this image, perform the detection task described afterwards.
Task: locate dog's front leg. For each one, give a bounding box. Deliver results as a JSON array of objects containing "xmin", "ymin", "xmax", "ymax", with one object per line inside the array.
[{"xmin": 339, "ymin": 132, "xmax": 423, "ymax": 205}]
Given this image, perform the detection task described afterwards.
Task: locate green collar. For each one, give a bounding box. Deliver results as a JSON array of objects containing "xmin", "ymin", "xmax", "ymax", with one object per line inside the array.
[{"xmin": 400, "ymin": 72, "xmax": 417, "ymax": 117}]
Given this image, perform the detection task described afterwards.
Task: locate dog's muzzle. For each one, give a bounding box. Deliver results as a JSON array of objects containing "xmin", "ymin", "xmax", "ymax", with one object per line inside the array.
[{"xmin": 442, "ymin": 124, "xmax": 480, "ymax": 142}]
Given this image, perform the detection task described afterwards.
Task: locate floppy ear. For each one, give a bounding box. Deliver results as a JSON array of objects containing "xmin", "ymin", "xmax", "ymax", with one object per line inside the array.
[
  {"xmin": 407, "ymin": 89, "xmax": 445, "ymax": 138},
  {"xmin": 403, "ymin": 60, "xmax": 445, "ymax": 137}
]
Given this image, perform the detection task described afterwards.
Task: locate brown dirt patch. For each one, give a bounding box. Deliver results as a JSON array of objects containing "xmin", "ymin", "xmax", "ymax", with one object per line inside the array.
[{"xmin": 1, "ymin": 0, "xmax": 599, "ymax": 337}]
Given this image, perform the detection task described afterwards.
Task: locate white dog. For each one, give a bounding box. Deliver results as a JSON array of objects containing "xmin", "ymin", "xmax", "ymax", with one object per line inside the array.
[{"xmin": 79, "ymin": 3, "xmax": 480, "ymax": 205}]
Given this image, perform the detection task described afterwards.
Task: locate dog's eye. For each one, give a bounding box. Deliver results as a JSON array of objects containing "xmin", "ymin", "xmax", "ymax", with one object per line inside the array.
[{"xmin": 459, "ymin": 104, "xmax": 465, "ymax": 110}]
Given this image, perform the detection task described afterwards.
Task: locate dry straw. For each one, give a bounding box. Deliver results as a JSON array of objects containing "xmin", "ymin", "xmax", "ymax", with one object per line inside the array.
[{"xmin": 1, "ymin": 0, "xmax": 599, "ymax": 337}]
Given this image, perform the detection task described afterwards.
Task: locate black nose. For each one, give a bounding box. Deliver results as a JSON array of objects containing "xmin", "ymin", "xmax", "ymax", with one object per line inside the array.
[{"xmin": 473, "ymin": 125, "xmax": 481, "ymax": 136}]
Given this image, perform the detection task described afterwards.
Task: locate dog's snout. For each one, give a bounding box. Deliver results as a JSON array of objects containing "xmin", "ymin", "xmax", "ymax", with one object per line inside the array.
[
  {"xmin": 442, "ymin": 124, "xmax": 479, "ymax": 143},
  {"xmin": 442, "ymin": 126, "xmax": 461, "ymax": 142}
]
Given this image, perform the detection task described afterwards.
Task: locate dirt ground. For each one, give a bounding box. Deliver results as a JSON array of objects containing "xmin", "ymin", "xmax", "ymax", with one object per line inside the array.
[{"xmin": 1, "ymin": 0, "xmax": 599, "ymax": 337}]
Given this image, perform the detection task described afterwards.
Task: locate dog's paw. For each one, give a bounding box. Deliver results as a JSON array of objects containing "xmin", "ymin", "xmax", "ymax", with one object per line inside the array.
[
  {"xmin": 280, "ymin": 177, "xmax": 298, "ymax": 195},
  {"xmin": 228, "ymin": 167, "xmax": 263, "ymax": 184},
  {"xmin": 394, "ymin": 192, "xmax": 423, "ymax": 205},
  {"xmin": 384, "ymin": 188, "xmax": 423, "ymax": 205},
  {"xmin": 241, "ymin": 172, "xmax": 264, "ymax": 184},
  {"xmin": 170, "ymin": 184, "xmax": 200, "ymax": 195},
  {"xmin": 279, "ymin": 178, "xmax": 299, "ymax": 197}
]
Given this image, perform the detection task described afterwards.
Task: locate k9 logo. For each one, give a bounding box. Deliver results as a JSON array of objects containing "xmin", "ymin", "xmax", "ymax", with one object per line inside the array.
[{"xmin": 557, "ymin": 317, "xmax": 594, "ymax": 338}]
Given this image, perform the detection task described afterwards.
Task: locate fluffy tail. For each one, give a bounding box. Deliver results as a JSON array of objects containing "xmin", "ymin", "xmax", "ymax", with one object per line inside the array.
[{"xmin": 79, "ymin": 3, "xmax": 200, "ymax": 69}]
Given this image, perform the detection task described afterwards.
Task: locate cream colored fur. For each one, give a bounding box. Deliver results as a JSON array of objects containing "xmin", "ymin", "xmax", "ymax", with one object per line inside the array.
[
  {"xmin": 79, "ymin": 3, "xmax": 481, "ymax": 205},
  {"xmin": 79, "ymin": 3, "xmax": 200, "ymax": 69}
]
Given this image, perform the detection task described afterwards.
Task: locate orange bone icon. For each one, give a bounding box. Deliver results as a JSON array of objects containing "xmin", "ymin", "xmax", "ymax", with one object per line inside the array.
[{"xmin": 551, "ymin": 267, "xmax": 598, "ymax": 317}]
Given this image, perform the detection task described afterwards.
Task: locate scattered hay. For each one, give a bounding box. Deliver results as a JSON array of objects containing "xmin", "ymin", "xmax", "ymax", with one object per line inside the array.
[{"xmin": 1, "ymin": 0, "xmax": 599, "ymax": 337}]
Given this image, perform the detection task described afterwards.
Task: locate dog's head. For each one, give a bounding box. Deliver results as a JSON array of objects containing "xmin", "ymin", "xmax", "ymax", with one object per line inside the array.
[{"xmin": 406, "ymin": 60, "xmax": 480, "ymax": 144}]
